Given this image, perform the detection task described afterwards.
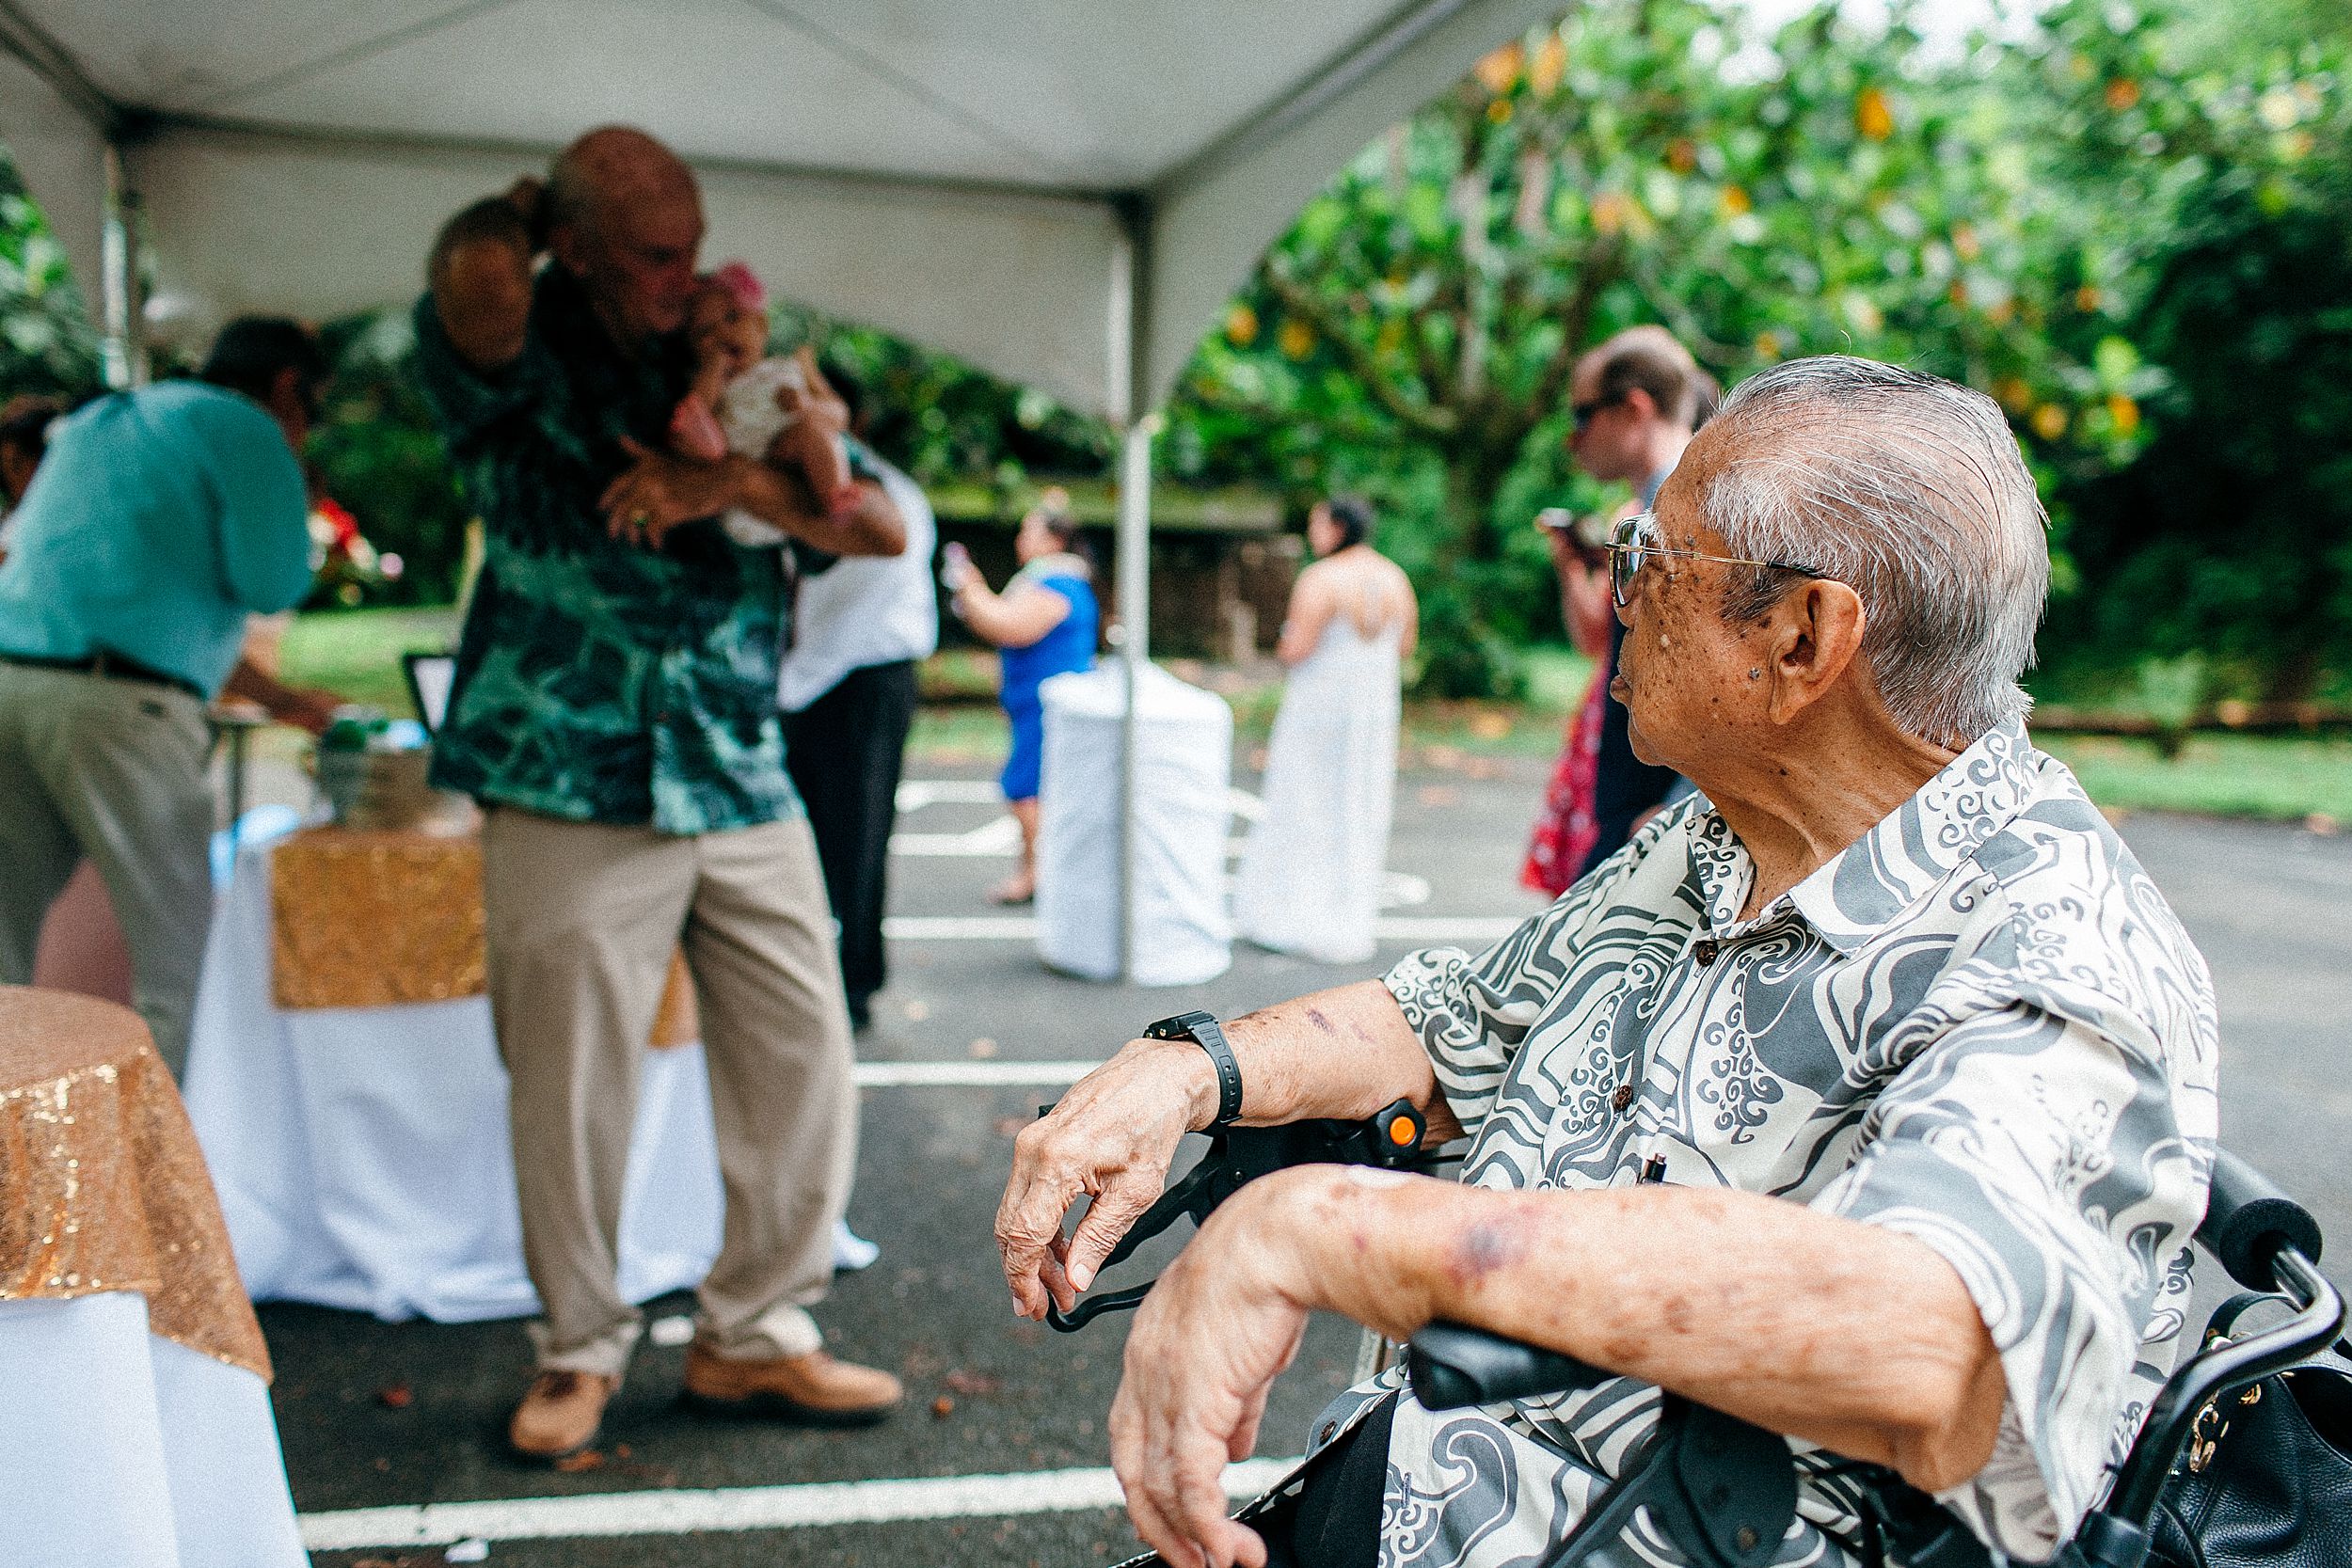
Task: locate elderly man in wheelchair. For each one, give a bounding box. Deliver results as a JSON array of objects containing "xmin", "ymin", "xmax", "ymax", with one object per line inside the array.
[{"xmin": 998, "ymin": 357, "xmax": 2346, "ymax": 1568}]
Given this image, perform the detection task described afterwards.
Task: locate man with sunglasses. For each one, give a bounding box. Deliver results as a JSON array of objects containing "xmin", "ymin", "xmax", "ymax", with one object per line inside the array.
[
  {"xmin": 1537, "ymin": 325, "xmax": 1717, "ymax": 882},
  {"xmin": 0, "ymin": 317, "xmax": 342, "ymax": 1075}
]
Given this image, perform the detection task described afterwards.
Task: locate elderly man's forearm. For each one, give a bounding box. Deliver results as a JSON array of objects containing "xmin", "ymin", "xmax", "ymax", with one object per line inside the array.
[
  {"xmin": 1281, "ymin": 1172, "xmax": 2005, "ymax": 1491},
  {"xmin": 1218, "ymin": 981, "xmax": 1462, "ymax": 1137}
]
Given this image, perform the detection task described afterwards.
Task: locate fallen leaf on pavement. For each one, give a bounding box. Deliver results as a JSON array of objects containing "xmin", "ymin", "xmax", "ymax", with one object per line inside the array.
[
  {"xmin": 376, "ymin": 1382, "xmax": 413, "ymax": 1409},
  {"xmin": 931, "ymin": 1395, "xmax": 956, "ymax": 1418},
  {"xmin": 553, "ymin": 1449, "xmax": 605, "ymax": 1473}
]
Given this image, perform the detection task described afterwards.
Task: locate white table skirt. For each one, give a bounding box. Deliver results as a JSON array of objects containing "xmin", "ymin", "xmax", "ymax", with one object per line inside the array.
[
  {"xmin": 0, "ymin": 1292, "xmax": 307, "ymax": 1568},
  {"xmin": 182, "ymin": 832, "xmax": 724, "ymax": 1323}
]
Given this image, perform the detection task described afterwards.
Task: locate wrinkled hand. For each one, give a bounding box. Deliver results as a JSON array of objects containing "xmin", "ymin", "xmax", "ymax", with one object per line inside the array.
[
  {"xmin": 599, "ymin": 436, "xmax": 734, "ymax": 547},
  {"xmin": 994, "ymin": 1039, "xmax": 1212, "ymax": 1319},
  {"xmin": 1110, "ymin": 1175, "xmax": 1316, "ymax": 1568}
]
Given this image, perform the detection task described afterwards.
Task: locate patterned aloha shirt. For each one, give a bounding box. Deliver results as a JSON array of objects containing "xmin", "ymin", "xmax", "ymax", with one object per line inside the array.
[
  {"xmin": 1369, "ymin": 721, "xmax": 2218, "ymax": 1567},
  {"xmin": 413, "ymin": 270, "xmax": 834, "ymax": 833}
]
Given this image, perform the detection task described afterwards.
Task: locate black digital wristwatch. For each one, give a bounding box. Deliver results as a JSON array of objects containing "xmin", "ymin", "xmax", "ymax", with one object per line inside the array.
[{"xmin": 1144, "ymin": 1010, "xmax": 1243, "ymax": 1126}]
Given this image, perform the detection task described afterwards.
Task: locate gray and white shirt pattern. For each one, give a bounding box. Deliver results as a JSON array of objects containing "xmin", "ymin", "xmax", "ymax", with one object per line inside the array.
[{"xmin": 1374, "ymin": 721, "xmax": 2217, "ymax": 1567}]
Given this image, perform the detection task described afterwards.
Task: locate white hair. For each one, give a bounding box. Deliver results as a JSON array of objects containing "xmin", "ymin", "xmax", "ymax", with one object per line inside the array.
[{"xmin": 1698, "ymin": 356, "xmax": 2050, "ymax": 746}]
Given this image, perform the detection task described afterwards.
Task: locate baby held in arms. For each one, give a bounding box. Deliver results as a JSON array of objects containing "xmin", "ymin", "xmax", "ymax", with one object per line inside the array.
[{"xmin": 670, "ymin": 261, "xmax": 854, "ymax": 546}]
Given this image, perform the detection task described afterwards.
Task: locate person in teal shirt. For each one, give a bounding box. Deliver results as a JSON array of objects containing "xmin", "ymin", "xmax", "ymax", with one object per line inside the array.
[{"xmin": 0, "ymin": 318, "xmax": 339, "ymax": 1074}]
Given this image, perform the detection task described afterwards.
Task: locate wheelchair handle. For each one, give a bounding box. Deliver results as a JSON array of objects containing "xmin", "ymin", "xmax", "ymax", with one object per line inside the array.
[
  {"xmin": 1405, "ymin": 1321, "xmax": 1613, "ymax": 1410},
  {"xmin": 2196, "ymin": 1148, "xmax": 2324, "ymax": 1292}
]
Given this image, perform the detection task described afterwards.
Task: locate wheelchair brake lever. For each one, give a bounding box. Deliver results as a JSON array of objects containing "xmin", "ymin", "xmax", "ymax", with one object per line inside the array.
[
  {"xmin": 1045, "ymin": 1138, "xmax": 1243, "ymax": 1332},
  {"xmin": 1042, "ymin": 1099, "xmax": 1433, "ymax": 1333}
]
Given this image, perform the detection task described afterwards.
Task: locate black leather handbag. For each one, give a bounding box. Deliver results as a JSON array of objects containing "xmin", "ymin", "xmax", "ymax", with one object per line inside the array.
[{"xmin": 2147, "ymin": 1294, "xmax": 2352, "ymax": 1568}]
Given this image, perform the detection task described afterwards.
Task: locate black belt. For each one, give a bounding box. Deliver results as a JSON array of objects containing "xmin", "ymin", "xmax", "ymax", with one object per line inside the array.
[{"xmin": 0, "ymin": 649, "xmax": 205, "ymax": 701}]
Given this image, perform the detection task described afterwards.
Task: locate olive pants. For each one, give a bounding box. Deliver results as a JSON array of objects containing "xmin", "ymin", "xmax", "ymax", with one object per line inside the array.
[
  {"xmin": 481, "ymin": 806, "xmax": 857, "ymax": 1378},
  {"xmin": 0, "ymin": 663, "xmax": 213, "ymax": 1076}
]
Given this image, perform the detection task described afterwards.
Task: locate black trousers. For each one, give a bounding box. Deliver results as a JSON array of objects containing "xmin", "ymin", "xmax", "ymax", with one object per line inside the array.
[{"xmin": 783, "ymin": 659, "xmax": 918, "ymax": 1010}]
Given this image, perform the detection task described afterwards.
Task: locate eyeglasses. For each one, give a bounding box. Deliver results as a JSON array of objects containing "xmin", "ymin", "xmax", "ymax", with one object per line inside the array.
[{"xmin": 1606, "ymin": 512, "xmax": 1827, "ymax": 609}]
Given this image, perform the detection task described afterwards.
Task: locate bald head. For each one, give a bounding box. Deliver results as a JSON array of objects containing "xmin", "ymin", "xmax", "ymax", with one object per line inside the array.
[
  {"xmin": 544, "ymin": 125, "xmax": 706, "ymax": 346},
  {"xmin": 547, "ymin": 126, "xmax": 696, "ymax": 238}
]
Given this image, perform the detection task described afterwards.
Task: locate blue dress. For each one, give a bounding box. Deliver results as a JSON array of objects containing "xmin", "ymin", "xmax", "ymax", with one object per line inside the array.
[{"xmin": 996, "ymin": 566, "xmax": 1098, "ymax": 800}]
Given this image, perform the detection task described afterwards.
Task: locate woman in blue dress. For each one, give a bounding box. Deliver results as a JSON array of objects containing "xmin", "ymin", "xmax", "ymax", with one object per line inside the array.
[{"xmin": 942, "ymin": 492, "xmax": 1098, "ymax": 905}]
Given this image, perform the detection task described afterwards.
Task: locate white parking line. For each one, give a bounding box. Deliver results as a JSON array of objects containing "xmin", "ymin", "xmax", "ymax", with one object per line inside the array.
[
  {"xmin": 890, "ymin": 816, "xmax": 1025, "ymax": 857},
  {"xmin": 894, "ymin": 780, "xmax": 1008, "ymax": 811},
  {"xmin": 883, "ymin": 915, "xmax": 1522, "ymax": 942},
  {"xmin": 300, "ymin": 1457, "xmax": 1297, "ymax": 1550},
  {"xmin": 853, "ymin": 1060, "xmax": 1102, "ymax": 1087}
]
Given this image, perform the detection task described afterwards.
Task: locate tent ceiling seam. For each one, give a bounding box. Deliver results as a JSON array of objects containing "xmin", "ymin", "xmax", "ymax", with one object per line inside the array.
[
  {"xmin": 189, "ymin": 0, "xmax": 532, "ymax": 114},
  {"xmin": 730, "ymin": 0, "xmax": 1077, "ymax": 183},
  {"xmin": 134, "ymin": 111, "xmax": 1133, "ymax": 215},
  {"xmin": 0, "ymin": 0, "xmax": 121, "ymax": 135}
]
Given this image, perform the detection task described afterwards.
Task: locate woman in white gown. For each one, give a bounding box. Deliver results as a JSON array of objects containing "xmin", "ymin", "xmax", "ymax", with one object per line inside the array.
[{"xmin": 1233, "ymin": 496, "xmax": 1418, "ymax": 964}]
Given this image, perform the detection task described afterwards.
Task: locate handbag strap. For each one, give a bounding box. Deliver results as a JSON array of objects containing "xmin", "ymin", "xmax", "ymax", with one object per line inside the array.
[{"xmin": 2202, "ymin": 1290, "xmax": 2352, "ymax": 1361}]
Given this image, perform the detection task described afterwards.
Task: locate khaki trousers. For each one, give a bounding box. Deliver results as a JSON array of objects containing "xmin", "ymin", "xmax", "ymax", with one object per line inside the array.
[
  {"xmin": 481, "ymin": 806, "xmax": 856, "ymax": 1379},
  {"xmin": 0, "ymin": 664, "xmax": 214, "ymax": 1076}
]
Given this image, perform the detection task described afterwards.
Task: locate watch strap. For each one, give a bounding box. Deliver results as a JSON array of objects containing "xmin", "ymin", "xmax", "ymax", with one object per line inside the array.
[{"xmin": 1145, "ymin": 1010, "xmax": 1243, "ymax": 1125}]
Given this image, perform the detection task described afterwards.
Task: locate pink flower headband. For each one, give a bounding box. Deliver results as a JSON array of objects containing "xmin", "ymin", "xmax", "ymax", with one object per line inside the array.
[{"xmin": 707, "ymin": 261, "xmax": 767, "ymax": 313}]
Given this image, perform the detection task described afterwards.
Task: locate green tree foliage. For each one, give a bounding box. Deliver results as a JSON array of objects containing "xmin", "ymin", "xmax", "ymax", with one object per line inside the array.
[
  {"xmin": 0, "ymin": 160, "xmax": 99, "ymax": 398},
  {"xmin": 1167, "ymin": 0, "xmax": 2344, "ymax": 694}
]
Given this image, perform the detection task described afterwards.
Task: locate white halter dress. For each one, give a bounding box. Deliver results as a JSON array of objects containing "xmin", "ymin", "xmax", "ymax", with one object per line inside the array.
[{"xmin": 1232, "ymin": 610, "xmax": 1403, "ymax": 965}]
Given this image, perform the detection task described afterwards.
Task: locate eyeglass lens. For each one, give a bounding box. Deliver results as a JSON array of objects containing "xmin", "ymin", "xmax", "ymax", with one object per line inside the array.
[{"xmin": 1609, "ymin": 516, "xmax": 1645, "ymax": 606}]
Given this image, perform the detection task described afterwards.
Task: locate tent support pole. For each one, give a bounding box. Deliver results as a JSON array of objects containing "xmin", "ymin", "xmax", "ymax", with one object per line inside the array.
[
  {"xmin": 101, "ymin": 144, "xmax": 146, "ymax": 388},
  {"xmin": 1108, "ymin": 196, "xmax": 1152, "ymax": 982},
  {"xmin": 1114, "ymin": 414, "xmax": 1154, "ymax": 980}
]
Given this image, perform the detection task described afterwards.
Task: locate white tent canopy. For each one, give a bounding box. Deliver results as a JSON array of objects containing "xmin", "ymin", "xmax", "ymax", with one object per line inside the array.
[
  {"xmin": 0, "ymin": 0, "xmax": 1557, "ymax": 974},
  {"xmin": 0, "ymin": 0, "xmax": 1557, "ymax": 420}
]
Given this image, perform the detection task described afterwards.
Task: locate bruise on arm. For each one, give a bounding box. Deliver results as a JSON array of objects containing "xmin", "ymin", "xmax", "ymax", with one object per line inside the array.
[{"xmin": 1288, "ymin": 1176, "xmax": 2007, "ymax": 1496}]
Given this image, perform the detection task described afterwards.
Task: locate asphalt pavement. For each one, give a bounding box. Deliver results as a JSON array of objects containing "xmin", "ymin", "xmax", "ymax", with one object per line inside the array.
[{"xmin": 278, "ymin": 752, "xmax": 2352, "ymax": 1568}]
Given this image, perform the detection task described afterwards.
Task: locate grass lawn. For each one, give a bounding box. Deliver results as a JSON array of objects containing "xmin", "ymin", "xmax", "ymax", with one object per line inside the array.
[
  {"xmin": 277, "ymin": 605, "xmax": 460, "ymax": 719},
  {"xmin": 2034, "ymin": 733, "xmax": 2352, "ymax": 825},
  {"xmin": 279, "ymin": 609, "xmax": 2347, "ymax": 825}
]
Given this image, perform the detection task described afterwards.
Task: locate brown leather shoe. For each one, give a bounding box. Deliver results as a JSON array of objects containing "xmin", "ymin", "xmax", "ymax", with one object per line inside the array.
[
  {"xmin": 508, "ymin": 1369, "xmax": 618, "ymax": 1460},
  {"xmin": 681, "ymin": 1344, "xmax": 902, "ymax": 1426}
]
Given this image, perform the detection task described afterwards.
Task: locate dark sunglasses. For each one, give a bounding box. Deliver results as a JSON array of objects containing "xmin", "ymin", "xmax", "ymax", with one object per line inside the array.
[{"xmin": 1570, "ymin": 393, "xmax": 1625, "ymax": 433}]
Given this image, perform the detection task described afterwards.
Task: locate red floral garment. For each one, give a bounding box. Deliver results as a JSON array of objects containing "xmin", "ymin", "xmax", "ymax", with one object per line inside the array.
[{"xmin": 1519, "ymin": 661, "xmax": 1609, "ymax": 895}]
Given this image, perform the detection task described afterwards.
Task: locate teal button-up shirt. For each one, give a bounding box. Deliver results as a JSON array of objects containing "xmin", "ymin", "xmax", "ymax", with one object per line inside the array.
[
  {"xmin": 412, "ymin": 270, "xmax": 804, "ymax": 834},
  {"xmin": 0, "ymin": 382, "xmax": 312, "ymax": 697}
]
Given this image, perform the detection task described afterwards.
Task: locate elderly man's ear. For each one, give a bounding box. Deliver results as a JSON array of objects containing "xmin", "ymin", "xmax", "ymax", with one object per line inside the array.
[{"xmin": 1761, "ymin": 579, "xmax": 1868, "ymax": 725}]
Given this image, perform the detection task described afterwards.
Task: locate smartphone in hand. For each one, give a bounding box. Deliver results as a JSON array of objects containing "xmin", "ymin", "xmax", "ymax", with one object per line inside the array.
[{"xmin": 1538, "ymin": 509, "xmax": 1608, "ymax": 572}]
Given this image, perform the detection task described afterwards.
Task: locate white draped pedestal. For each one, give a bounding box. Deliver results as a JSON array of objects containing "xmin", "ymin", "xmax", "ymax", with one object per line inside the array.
[
  {"xmin": 1036, "ymin": 663, "xmax": 1235, "ymax": 986},
  {"xmin": 0, "ymin": 1292, "xmax": 307, "ymax": 1568},
  {"xmin": 183, "ymin": 836, "xmax": 724, "ymax": 1323}
]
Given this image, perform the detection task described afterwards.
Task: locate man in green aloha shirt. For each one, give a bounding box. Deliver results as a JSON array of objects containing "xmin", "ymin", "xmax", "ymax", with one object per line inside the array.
[{"xmin": 417, "ymin": 124, "xmax": 907, "ymax": 1461}]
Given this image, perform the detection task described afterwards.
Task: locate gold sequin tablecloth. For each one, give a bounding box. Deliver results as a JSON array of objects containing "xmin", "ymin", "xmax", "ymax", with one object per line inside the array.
[
  {"xmin": 269, "ymin": 823, "xmax": 486, "ymax": 1010},
  {"xmin": 0, "ymin": 986, "xmax": 270, "ymax": 1380},
  {"xmin": 268, "ymin": 823, "xmax": 700, "ymax": 1045}
]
